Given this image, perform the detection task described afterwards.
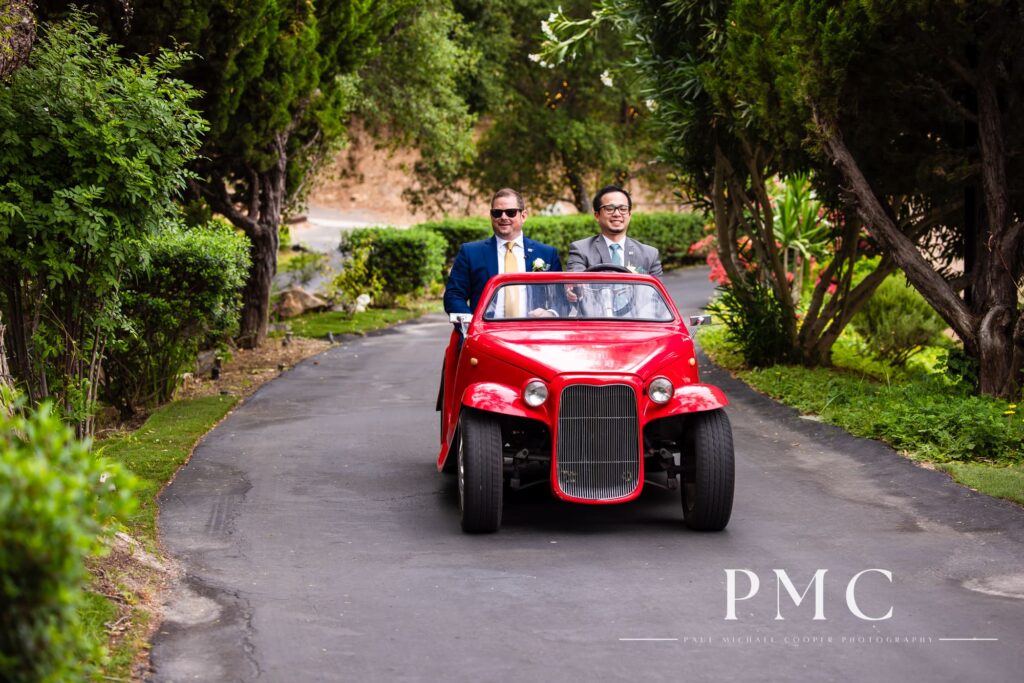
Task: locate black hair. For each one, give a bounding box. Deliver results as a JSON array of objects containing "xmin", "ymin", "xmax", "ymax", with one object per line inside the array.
[{"xmin": 592, "ymin": 185, "xmax": 632, "ymax": 212}]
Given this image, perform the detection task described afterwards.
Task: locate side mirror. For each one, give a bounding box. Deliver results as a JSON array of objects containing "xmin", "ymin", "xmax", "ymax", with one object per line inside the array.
[
  {"xmin": 688, "ymin": 314, "xmax": 713, "ymax": 326},
  {"xmin": 449, "ymin": 312, "xmax": 473, "ymax": 335}
]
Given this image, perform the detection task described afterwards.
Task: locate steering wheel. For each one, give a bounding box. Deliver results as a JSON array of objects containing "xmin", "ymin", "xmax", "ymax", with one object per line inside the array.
[{"xmin": 584, "ymin": 264, "xmax": 631, "ymax": 273}]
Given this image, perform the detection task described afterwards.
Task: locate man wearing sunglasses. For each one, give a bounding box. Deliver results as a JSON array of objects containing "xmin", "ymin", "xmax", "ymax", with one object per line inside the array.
[
  {"xmin": 443, "ymin": 188, "xmax": 562, "ymax": 318},
  {"xmin": 566, "ymin": 185, "xmax": 663, "ymax": 279}
]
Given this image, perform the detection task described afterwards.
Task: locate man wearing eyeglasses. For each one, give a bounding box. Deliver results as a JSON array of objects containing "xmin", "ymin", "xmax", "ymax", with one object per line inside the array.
[
  {"xmin": 443, "ymin": 188, "xmax": 562, "ymax": 318},
  {"xmin": 567, "ymin": 185, "xmax": 663, "ymax": 278}
]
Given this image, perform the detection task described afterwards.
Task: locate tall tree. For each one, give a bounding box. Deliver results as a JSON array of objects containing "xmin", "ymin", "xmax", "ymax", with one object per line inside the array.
[
  {"xmin": 543, "ymin": 0, "xmax": 893, "ymax": 364},
  {"xmin": 38, "ymin": 0, "xmax": 475, "ymax": 348},
  {"xmin": 729, "ymin": 0, "xmax": 1023, "ymax": 397},
  {"xmin": 459, "ymin": 0, "xmax": 660, "ymax": 212}
]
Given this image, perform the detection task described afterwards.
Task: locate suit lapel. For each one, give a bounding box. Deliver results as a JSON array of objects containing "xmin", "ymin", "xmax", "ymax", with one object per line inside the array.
[
  {"xmin": 525, "ymin": 237, "xmax": 545, "ymax": 272},
  {"xmin": 623, "ymin": 237, "xmax": 636, "ymax": 269},
  {"xmin": 485, "ymin": 236, "xmax": 499, "ymax": 278},
  {"xmin": 594, "ymin": 236, "xmax": 611, "ymax": 266}
]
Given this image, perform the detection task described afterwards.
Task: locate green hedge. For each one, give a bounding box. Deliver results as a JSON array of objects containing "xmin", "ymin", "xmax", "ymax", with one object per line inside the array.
[
  {"xmin": 102, "ymin": 221, "xmax": 250, "ymax": 416},
  {"xmin": 1, "ymin": 390, "xmax": 137, "ymax": 682},
  {"xmin": 339, "ymin": 212, "xmax": 707, "ymax": 302},
  {"xmin": 418, "ymin": 211, "xmax": 707, "ymax": 270},
  {"xmin": 340, "ymin": 227, "xmax": 447, "ymax": 301}
]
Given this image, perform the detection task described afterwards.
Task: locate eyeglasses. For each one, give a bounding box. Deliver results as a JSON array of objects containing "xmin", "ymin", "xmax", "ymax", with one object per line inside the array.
[
  {"xmin": 490, "ymin": 208, "xmax": 522, "ymax": 218},
  {"xmin": 599, "ymin": 204, "xmax": 630, "ymax": 215}
]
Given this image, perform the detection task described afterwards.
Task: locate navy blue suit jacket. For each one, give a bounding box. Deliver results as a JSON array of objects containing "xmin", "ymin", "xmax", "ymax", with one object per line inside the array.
[{"xmin": 443, "ymin": 236, "xmax": 562, "ymax": 315}]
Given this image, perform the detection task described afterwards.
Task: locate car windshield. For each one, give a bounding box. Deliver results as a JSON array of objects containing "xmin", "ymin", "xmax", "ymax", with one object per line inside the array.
[{"xmin": 482, "ymin": 280, "xmax": 674, "ymax": 322}]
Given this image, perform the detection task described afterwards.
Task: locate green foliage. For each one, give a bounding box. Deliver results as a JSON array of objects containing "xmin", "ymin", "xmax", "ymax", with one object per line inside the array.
[
  {"xmin": 940, "ymin": 347, "xmax": 981, "ymax": 394},
  {"xmin": 852, "ymin": 275, "xmax": 947, "ymax": 367},
  {"xmin": 278, "ymin": 250, "xmax": 329, "ymax": 289},
  {"xmin": 0, "ymin": 390, "xmax": 138, "ymax": 682},
  {"xmin": 101, "ymin": 222, "xmax": 250, "ymax": 416},
  {"xmin": 35, "ymin": 1, "xmax": 453, "ymax": 346},
  {"xmin": 357, "ymin": 0, "xmax": 477, "ymax": 210},
  {"xmin": 97, "ymin": 395, "xmax": 237, "ymax": 546},
  {"xmin": 700, "ymin": 329, "xmax": 1024, "ymax": 467},
  {"xmin": 415, "ymin": 219, "xmax": 492, "ymax": 263},
  {"xmin": 287, "ymin": 304, "xmax": 436, "ymax": 339},
  {"xmin": 706, "ymin": 284, "xmax": 794, "ymax": 367},
  {"xmin": 746, "ymin": 366, "xmax": 1024, "ymax": 466},
  {"xmin": 937, "ymin": 463, "xmax": 1024, "ymax": 506},
  {"xmin": 330, "ymin": 238, "xmax": 384, "ymax": 306},
  {"xmin": 339, "ymin": 228, "xmax": 446, "ymax": 304},
  {"xmin": 462, "ymin": 0, "xmax": 663, "ymax": 209},
  {"xmin": 0, "ymin": 14, "xmax": 204, "ymax": 429}
]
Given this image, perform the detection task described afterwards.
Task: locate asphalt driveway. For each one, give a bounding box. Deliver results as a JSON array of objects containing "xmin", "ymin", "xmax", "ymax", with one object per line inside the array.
[{"xmin": 151, "ymin": 267, "xmax": 1024, "ymax": 682}]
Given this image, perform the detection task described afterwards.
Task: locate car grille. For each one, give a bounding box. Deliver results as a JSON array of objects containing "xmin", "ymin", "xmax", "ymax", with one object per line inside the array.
[{"xmin": 556, "ymin": 383, "xmax": 640, "ymax": 501}]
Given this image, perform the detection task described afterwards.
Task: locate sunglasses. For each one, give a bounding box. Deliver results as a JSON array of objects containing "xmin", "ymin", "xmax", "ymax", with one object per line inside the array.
[{"xmin": 490, "ymin": 208, "xmax": 522, "ymax": 218}]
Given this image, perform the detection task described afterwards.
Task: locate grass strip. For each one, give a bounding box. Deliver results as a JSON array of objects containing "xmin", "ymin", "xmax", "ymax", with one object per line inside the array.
[
  {"xmin": 937, "ymin": 463, "xmax": 1024, "ymax": 505},
  {"xmin": 87, "ymin": 394, "xmax": 238, "ymax": 679},
  {"xmin": 98, "ymin": 395, "xmax": 239, "ymax": 547},
  {"xmin": 286, "ymin": 301, "xmax": 441, "ymax": 339}
]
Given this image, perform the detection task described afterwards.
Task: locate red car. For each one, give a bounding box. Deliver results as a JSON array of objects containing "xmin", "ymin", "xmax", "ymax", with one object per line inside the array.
[{"xmin": 437, "ymin": 269, "xmax": 734, "ymax": 534}]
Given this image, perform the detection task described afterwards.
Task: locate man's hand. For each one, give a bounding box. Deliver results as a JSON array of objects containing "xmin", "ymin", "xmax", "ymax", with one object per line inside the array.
[
  {"xmin": 528, "ymin": 307, "xmax": 557, "ymax": 318},
  {"xmin": 564, "ymin": 285, "xmax": 579, "ymax": 303}
]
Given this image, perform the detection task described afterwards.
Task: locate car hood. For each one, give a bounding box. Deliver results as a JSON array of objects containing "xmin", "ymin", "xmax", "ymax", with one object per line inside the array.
[{"xmin": 472, "ymin": 325, "xmax": 692, "ymax": 380}]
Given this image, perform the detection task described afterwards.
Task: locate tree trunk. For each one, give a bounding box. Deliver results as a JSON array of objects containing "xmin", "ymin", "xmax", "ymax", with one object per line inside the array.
[
  {"xmin": 0, "ymin": 0, "xmax": 35, "ymax": 79},
  {"xmin": 815, "ymin": 109, "xmax": 1022, "ymax": 398},
  {"xmin": 0, "ymin": 314, "xmax": 12, "ymax": 392},
  {"xmin": 199, "ymin": 134, "xmax": 287, "ymax": 349},
  {"xmin": 237, "ymin": 227, "xmax": 278, "ymax": 348},
  {"xmin": 564, "ymin": 160, "xmax": 591, "ymax": 212}
]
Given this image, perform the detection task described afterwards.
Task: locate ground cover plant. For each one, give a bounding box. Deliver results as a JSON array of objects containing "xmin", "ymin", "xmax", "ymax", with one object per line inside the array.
[{"xmin": 698, "ymin": 326, "xmax": 1024, "ymax": 505}]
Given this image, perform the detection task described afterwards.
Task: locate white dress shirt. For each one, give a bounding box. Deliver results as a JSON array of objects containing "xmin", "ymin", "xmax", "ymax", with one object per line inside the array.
[{"xmin": 603, "ymin": 235, "xmax": 628, "ymax": 265}]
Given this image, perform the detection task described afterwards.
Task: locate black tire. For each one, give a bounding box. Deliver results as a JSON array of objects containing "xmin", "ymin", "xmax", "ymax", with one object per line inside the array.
[
  {"xmin": 458, "ymin": 409, "xmax": 503, "ymax": 533},
  {"xmin": 681, "ymin": 409, "xmax": 735, "ymax": 531}
]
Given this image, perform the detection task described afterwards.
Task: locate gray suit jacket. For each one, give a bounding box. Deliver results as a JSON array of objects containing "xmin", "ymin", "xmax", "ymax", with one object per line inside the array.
[{"xmin": 566, "ymin": 235, "xmax": 663, "ymax": 277}]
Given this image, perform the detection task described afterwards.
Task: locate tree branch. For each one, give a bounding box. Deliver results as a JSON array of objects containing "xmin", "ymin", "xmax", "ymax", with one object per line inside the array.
[{"xmin": 814, "ymin": 109, "xmax": 977, "ymax": 348}]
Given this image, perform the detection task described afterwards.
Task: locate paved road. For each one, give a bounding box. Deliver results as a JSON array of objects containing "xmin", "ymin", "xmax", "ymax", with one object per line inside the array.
[{"xmin": 152, "ymin": 268, "xmax": 1024, "ymax": 682}]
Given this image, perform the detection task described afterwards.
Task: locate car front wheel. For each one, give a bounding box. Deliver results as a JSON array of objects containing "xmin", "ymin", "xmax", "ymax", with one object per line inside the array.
[
  {"xmin": 458, "ymin": 409, "xmax": 503, "ymax": 533},
  {"xmin": 681, "ymin": 408, "xmax": 735, "ymax": 531}
]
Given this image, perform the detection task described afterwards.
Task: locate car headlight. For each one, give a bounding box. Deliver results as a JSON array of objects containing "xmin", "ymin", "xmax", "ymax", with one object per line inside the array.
[
  {"xmin": 648, "ymin": 377, "xmax": 674, "ymax": 404},
  {"xmin": 523, "ymin": 380, "xmax": 548, "ymax": 407}
]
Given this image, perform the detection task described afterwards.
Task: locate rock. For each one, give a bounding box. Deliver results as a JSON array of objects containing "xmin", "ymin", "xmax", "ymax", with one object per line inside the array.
[
  {"xmin": 276, "ymin": 288, "xmax": 329, "ymax": 318},
  {"xmin": 354, "ymin": 293, "xmax": 372, "ymax": 313}
]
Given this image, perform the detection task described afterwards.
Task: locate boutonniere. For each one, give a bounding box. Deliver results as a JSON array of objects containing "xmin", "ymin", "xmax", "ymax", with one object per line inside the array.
[
  {"xmin": 532, "ymin": 258, "xmax": 549, "ymax": 271},
  {"xmin": 626, "ymin": 264, "xmax": 646, "ymax": 274}
]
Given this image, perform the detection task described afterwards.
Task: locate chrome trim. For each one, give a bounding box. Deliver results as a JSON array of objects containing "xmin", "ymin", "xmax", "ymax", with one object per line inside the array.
[{"xmin": 556, "ymin": 383, "xmax": 640, "ymax": 500}]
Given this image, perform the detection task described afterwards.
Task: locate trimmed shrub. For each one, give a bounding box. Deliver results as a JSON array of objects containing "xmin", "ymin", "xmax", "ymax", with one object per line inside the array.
[
  {"xmin": 415, "ymin": 219, "xmax": 490, "ymax": 263},
  {"xmin": 0, "ymin": 389, "xmax": 137, "ymax": 682},
  {"xmin": 852, "ymin": 275, "xmax": 947, "ymax": 366},
  {"xmin": 340, "ymin": 228, "xmax": 447, "ymax": 303},
  {"xmin": 102, "ymin": 222, "xmax": 250, "ymax": 416},
  {"xmin": 337, "ymin": 212, "xmax": 707, "ymax": 303}
]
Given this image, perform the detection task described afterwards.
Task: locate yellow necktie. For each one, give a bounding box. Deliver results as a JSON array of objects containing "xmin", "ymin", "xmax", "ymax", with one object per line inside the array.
[{"xmin": 504, "ymin": 242, "xmax": 521, "ymax": 317}]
